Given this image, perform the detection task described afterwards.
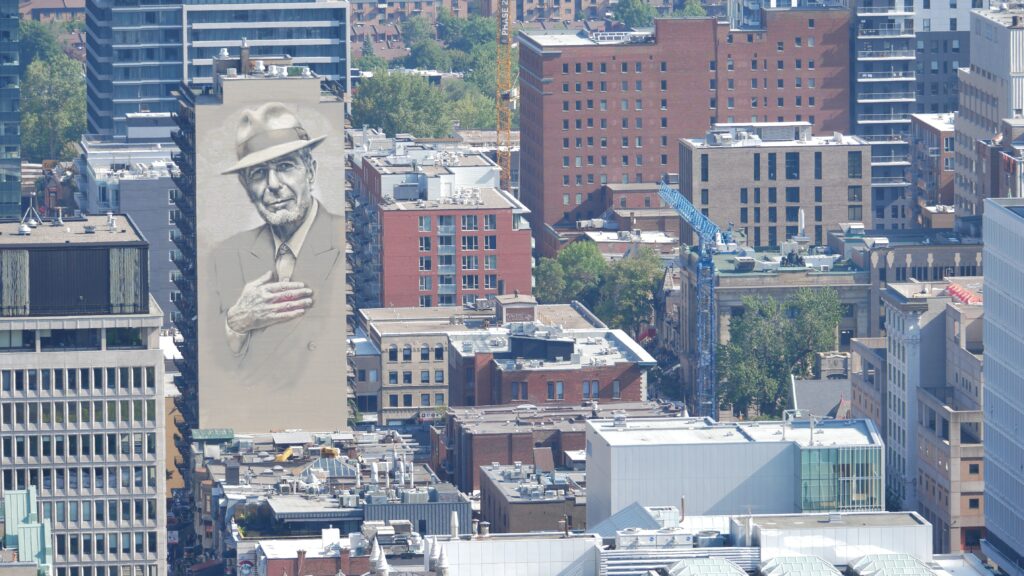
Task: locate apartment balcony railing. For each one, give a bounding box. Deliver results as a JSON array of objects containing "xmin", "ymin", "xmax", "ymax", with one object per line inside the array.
[
  {"xmin": 857, "ymin": 91, "xmax": 916, "ymax": 102},
  {"xmin": 872, "ymin": 176, "xmax": 912, "ymax": 186},
  {"xmin": 857, "ymin": 70, "xmax": 916, "ymax": 81},
  {"xmin": 856, "ymin": 4, "xmax": 912, "ymax": 14},
  {"xmin": 857, "ymin": 49, "xmax": 916, "ymax": 59},
  {"xmin": 871, "ymin": 154, "xmax": 912, "ymax": 165},
  {"xmin": 858, "ymin": 113, "xmax": 913, "ymax": 123},
  {"xmin": 857, "ymin": 25, "xmax": 914, "ymax": 38},
  {"xmin": 860, "ymin": 134, "xmax": 910, "ymax": 144}
]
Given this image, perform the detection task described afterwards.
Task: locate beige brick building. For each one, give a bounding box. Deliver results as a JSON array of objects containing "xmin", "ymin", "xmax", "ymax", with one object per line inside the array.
[{"xmin": 679, "ymin": 122, "xmax": 872, "ymax": 248}]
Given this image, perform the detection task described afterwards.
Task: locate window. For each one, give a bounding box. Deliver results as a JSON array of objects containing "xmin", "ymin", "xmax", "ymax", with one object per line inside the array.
[
  {"xmin": 389, "ymin": 394, "xmax": 398, "ymax": 407},
  {"xmin": 418, "ymin": 216, "xmax": 431, "ymax": 232},
  {"xmin": 785, "ymin": 152, "xmax": 800, "ymax": 179},
  {"xmin": 547, "ymin": 381, "xmax": 565, "ymax": 400},
  {"xmin": 403, "ymin": 346, "xmax": 413, "ymax": 361},
  {"xmin": 435, "ymin": 345, "xmax": 445, "ymax": 360},
  {"xmin": 612, "ymin": 380, "xmax": 621, "ymax": 399},
  {"xmin": 753, "ymin": 153, "xmax": 761, "ymax": 180},
  {"xmin": 484, "ymin": 236, "xmax": 497, "ymax": 250},
  {"xmin": 420, "ymin": 371, "xmax": 430, "ymax": 384},
  {"xmin": 785, "ymin": 187, "xmax": 800, "ymax": 202},
  {"xmin": 701, "ymin": 189, "xmax": 709, "ymax": 204},
  {"xmin": 419, "ymin": 237, "xmax": 432, "ymax": 252},
  {"xmin": 421, "ymin": 394, "xmax": 431, "ymax": 406},
  {"xmin": 849, "ymin": 205, "xmax": 863, "ymax": 220},
  {"xmin": 403, "ymin": 372, "xmax": 413, "ymax": 384},
  {"xmin": 786, "ymin": 207, "xmax": 800, "ymax": 222},
  {"xmin": 419, "ymin": 256, "xmax": 432, "ymax": 271},
  {"xmin": 435, "ymin": 370, "xmax": 444, "ymax": 383},
  {"xmin": 969, "ymin": 498, "xmax": 979, "ymax": 509},
  {"xmin": 388, "ymin": 346, "xmax": 398, "ymax": 362},
  {"xmin": 403, "ymin": 394, "xmax": 413, "ymax": 407},
  {"xmin": 418, "ymin": 276, "xmax": 432, "ymax": 291},
  {"xmin": 461, "ymin": 256, "xmax": 479, "ymax": 270},
  {"xmin": 461, "ymin": 236, "xmax": 478, "ymax": 250},
  {"xmin": 814, "ymin": 152, "xmax": 822, "ymax": 179},
  {"xmin": 462, "ymin": 275, "xmax": 479, "ymax": 290},
  {"xmin": 485, "ymin": 274, "xmax": 497, "ymax": 289},
  {"xmin": 700, "ymin": 154, "xmax": 709, "ymax": 182},
  {"xmin": 484, "ymin": 214, "xmax": 497, "ymax": 230},
  {"xmin": 420, "ymin": 345, "xmax": 430, "ymax": 361},
  {"xmin": 848, "ymin": 186, "xmax": 863, "ymax": 202},
  {"xmin": 969, "ymin": 463, "xmax": 980, "ymax": 474},
  {"xmin": 814, "ymin": 186, "xmax": 822, "ymax": 202},
  {"xmin": 767, "ymin": 153, "xmax": 777, "ymax": 180},
  {"xmin": 848, "ymin": 151, "xmax": 863, "ymax": 178},
  {"xmin": 461, "ymin": 215, "xmax": 478, "ymax": 231},
  {"xmin": 485, "ymin": 255, "xmax": 497, "ymax": 270}
]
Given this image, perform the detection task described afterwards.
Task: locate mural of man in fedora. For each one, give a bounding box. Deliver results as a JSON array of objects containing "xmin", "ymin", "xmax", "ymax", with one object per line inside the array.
[{"xmin": 209, "ymin": 102, "xmax": 344, "ymax": 386}]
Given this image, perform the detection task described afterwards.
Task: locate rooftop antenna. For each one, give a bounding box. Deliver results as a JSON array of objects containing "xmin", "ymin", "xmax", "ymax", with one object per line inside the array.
[{"xmin": 19, "ymin": 192, "xmax": 42, "ymax": 235}]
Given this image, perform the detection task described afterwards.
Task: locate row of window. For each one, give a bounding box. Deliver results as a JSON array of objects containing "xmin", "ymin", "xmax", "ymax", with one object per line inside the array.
[
  {"xmin": 56, "ymin": 562, "xmax": 160, "ymax": 576},
  {"xmin": 53, "ymin": 529, "xmax": 159, "ymax": 559},
  {"xmin": 2, "ymin": 463, "xmax": 158, "ymax": 493},
  {"xmin": 418, "ymin": 255, "xmax": 498, "ymax": 271},
  {"xmin": 387, "ymin": 370, "xmax": 445, "ymax": 385},
  {"xmin": 711, "ymin": 76, "xmax": 818, "ymax": 90},
  {"xmin": 561, "ymin": 61, "xmax": 668, "ymax": 75},
  {"xmin": 419, "ymin": 275, "xmax": 499, "ymax": 291},
  {"xmin": 386, "ymin": 344, "xmax": 444, "ymax": 362},
  {"xmin": 0, "ymin": 328, "xmax": 145, "ymax": 353},
  {"xmin": 1, "ymin": 432, "xmax": 159, "ymax": 461},
  {"xmin": 712, "ymin": 95, "xmax": 817, "ymax": 109},
  {"xmin": 701, "ymin": 151, "xmax": 863, "ymax": 182},
  {"xmin": 418, "ymin": 235, "xmax": 499, "ymax": 251},
  {"xmin": 417, "ymin": 214, "xmax": 497, "ymax": 232},
  {"xmin": 1, "ymin": 399, "xmax": 158, "ymax": 426},
  {"xmin": 387, "ymin": 393, "xmax": 446, "ymax": 408},
  {"xmin": 419, "ymin": 294, "xmax": 485, "ymax": 307},
  {"xmin": 1, "ymin": 366, "xmax": 157, "ymax": 394}
]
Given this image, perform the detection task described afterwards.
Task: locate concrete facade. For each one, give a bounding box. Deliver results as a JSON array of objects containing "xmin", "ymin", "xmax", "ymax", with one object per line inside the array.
[
  {"xmin": 981, "ymin": 198, "xmax": 1024, "ymax": 575},
  {"xmin": 519, "ymin": 11, "xmax": 852, "ymax": 254},
  {"xmin": 952, "ymin": 6, "xmax": 1024, "ymax": 224},
  {"xmin": 909, "ymin": 113, "xmax": 955, "ymax": 227},
  {"xmin": 478, "ymin": 464, "xmax": 586, "ymax": 533},
  {"xmin": 585, "ymin": 417, "xmax": 885, "ymax": 525},
  {"xmin": 679, "ymin": 122, "xmax": 871, "ymax": 247}
]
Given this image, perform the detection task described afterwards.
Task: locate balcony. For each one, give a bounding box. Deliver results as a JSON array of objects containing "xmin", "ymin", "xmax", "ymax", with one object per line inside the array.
[
  {"xmin": 857, "ymin": 49, "xmax": 915, "ymax": 60},
  {"xmin": 871, "ymin": 176, "xmax": 912, "ymax": 186},
  {"xmin": 173, "ymin": 190, "xmax": 195, "ymax": 216},
  {"xmin": 856, "ymin": 91, "xmax": 915, "ymax": 103},
  {"xmin": 856, "ymin": 4, "xmax": 913, "ymax": 15},
  {"xmin": 871, "ymin": 154, "xmax": 911, "ymax": 166},
  {"xmin": 437, "ymin": 225, "xmax": 455, "ymax": 235},
  {"xmin": 438, "ymin": 284, "xmax": 456, "ymax": 295},
  {"xmin": 857, "ymin": 25, "xmax": 914, "ymax": 38},
  {"xmin": 437, "ymin": 265, "xmax": 456, "ymax": 275},
  {"xmin": 860, "ymin": 134, "xmax": 909, "ymax": 145},
  {"xmin": 857, "ymin": 113, "xmax": 912, "ymax": 123},
  {"xmin": 438, "ymin": 245, "xmax": 456, "ymax": 255},
  {"xmin": 857, "ymin": 71, "xmax": 916, "ymax": 82}
]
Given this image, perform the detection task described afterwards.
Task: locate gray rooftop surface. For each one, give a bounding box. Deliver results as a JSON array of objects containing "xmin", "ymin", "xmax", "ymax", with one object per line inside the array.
[
  {"xmin": 0, "ymin": 214, "xmax": 144, "ymax": 246},
  {"xmin": 751, "ymin": 511, "xmax": 927, "ymax": 530}
]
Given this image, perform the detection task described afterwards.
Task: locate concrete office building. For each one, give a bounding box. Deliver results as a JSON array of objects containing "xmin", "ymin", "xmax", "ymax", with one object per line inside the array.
[
  {"xmin": 76, "ymin": 116, "xmax": 180, "ymax": 326},
  {"xmin": 519, "ymin": 10, "xmax": 853, "ymax": 254},
  {"xmin": 912, "ymin": 0, "xmax": 979, "ymax": 114},
  {"xmin": 0, "ymin": 215, "xmax": 168, "ymax": 576},
  {"xmin": 981, "ymin": 198, "xmax": 1024, "ymax": 575},
  {"xmin": 679, "ymin": 122, "xmax": 871, "ymax": 247},
  {"xmin": 909, "ymin": 113, "xmax": 956, "ymax": 227},
  {"xmin": 852, "ymin": 0, "xmax": 918, "ymax": 230},
  {"xmin": 879, "ymin": 278, "xmax": 985, "ymax": 552},
  {"xmin": 86, "ymin": 0, "xmax": 350, "ymax": 136},
  {"xmin": 953, "ymin": 5, "xmax": 1024, "ymax": 225},
  {"xmin": 585, "ymin": 416, "xmax": 885, "ymax": 525},
  {"xmin": 0, "ymin": 0, "xmax": 19, "ymax": 219}
]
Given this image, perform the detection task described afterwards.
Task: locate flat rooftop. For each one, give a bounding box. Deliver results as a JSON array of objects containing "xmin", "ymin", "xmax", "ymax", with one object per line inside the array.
[
  {"xmin": 584, "ymin": 231, "xmax": 677, "ymax": 244},
  {"xmin": 990, "ymin": 197, "xmax": 1024, "ymax": 220},
  {"xmin": 0, "ymin": 214, "xmax": 144, "ymax": 246},
  {"xmin": 362, "ymin": 303, "xmax": 599, "ymax": 336},
  {"xmin": 589, "ymin": 417, "xmax": 881, "ymax": 448},
  {"xmin": 912, "ymin": 113, "xmax": 956, "ymax": 132},
  {"xmin": 367, "ymin": 151, "xmax": 494, "ymax": 175},
  {"xmin": 380, "ymin": 186, "xmax": 525, "ymax": 212},
  {"xmin": 751, "ymin": 511, "xmax": 928, "ymax": 530},
  {"xmin": 258, "ymin": 536, "xmax": 349, "ymax": 559},
  {"xmin": 491, "ymin": 328, "xmax": 656, "ymax": 371},
  {"xmin": 448, "ymin": 401, "xmax": 681, "ymax": 435},
  {"xmin": 520, "ymin": 29, "xmax": 656, "ymax": 48},
  {"xmin": 975, "ymin": 5, "xmax": 1024, "ymax": 27},
  {"xmin": 686, "ymin": 133, "xmax": 865, "ymax": 149},
  {"xmin": 886, "ymin": 277, "xmax": 983, "ymax": 304},
  {"xmin": 481, "ymin": 464, "xmax": 585, "ymax": 503}
]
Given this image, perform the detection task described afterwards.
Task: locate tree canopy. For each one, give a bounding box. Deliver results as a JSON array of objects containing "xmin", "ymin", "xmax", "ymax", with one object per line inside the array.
[
  {"xmin": 718, "ymin": 287, "xmax": 843, "ymax": 418},
  {"xmin": 20, "ymin": 52, "xmax": 85, "ymax": 162},
  {"xmin": 677, "ymin": 0, "xmax": 707, "ymax": 18},
  {"xmin": 402, "ymin": 16, "xmax": 435, "ymax": 46},
  {"xmin": 612, "ymin": 0, "xmax": 655, "ymax": 28},
  {"xmin": 351, "ymin": 73, "xmax": 451, "ymax": 137},
  {"xmin": 19, "ymin": 19, "xmax": 61, "ymax": 76}
]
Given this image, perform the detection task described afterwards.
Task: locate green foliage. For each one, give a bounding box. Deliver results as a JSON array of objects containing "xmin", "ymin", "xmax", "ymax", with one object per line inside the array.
[
  {"xmin": 446, "ymin": 84, "xmax": 496, "ymax": 130},
  {"xmin": 612, "ymin": 0, "xmax": 655, "ymax": 28},
  {"xmin": 595, "ymin": 248, "xmax": 664, "ymax": 338},
  {"xmin": 351, "ymin": 73, "xmax": 450, "ymax": 137},
  {"xmin": 534, "ymin": 258, "xmax": 566, "ymax": 304},
  {"xmin": 20, "ymin": 54, "xmax": 85, "ymax": 162},
  {"xmin": 678, "ymin": 0, "xmax": 707, "ymax": 17},
  {"xmin": 406, "ymin": 40, "xmax": 453, "ymax": 71},
  {"xmin": 557, "ymin": 242, "xmax": 609, "ymax": 310},
  {"xmin": 355, "ymin": 53, "xmax": 388, "ymax": 72},
  {"xmin": 718, "ymin": 287, "xmax": 843, "ymax": 418},
  {"xmin": 19, "ymin": 20, "xmax": 61, "ymax": 76},
  {"xmin": 464, "ymin": 42, "xmax": 498, "ymax": 97},
  {"xmin": 402, "ymin": 16, "xmax": 435, "ymax": 46}
]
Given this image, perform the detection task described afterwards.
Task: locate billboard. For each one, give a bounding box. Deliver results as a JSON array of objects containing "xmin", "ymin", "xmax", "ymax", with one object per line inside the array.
[{"xmin": 195, "ymin": 78, "xmax": 347, "ymax": 432}]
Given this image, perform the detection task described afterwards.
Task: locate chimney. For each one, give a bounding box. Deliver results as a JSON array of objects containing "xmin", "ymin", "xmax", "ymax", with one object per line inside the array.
[
  {"xmin": 480, "ymin": 521, "xmax": 490, "ymax": 537},
  {"xmin": 240, "ymin": 37, "xmax": 251, "ymax": 74},
  {"xmin": 296, "ymin": 549, "xmax": 307, "ymax": 576},
  {"xmin": 450, "ymin": 510, "xmax": 460, "ymax": 538}
]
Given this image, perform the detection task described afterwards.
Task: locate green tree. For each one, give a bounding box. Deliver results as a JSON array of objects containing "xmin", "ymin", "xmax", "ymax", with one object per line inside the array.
[
  {"xmin": 435, "ymin": 8, "xmax": 467, "ymax": 45},
  {"xmin": 448, "ymin": 16, "xmax": 497, "ymax": 53},
  {"xmin": 20, "ymin": 54, "xmax": 86, "ymax": 162},
  {"xmin": 556, "ymin": 241, "xmax": 609, "ymax": 309},
  {"xmin": 534, "ymin": 258, "xmax": 566, "ymax": 303},
  {"xmin": 465, "ymin": 41, "xmax": 498, "ymax": 96},
  {"xmin": 351, "ymin": 73, "xmax": 450, "ymax": 137},
  {"xmin": 718, "ymin": 287, "xmax": 843, "ymax": 417},
  {"xmin": 595, "ymin": 248, "xmax": 664, "ymax": 338},
  {"xmin": 19, "ymin": 20, "xmax": 61, "ymax": 75},
  {"xmin": 449, "ymin": 87, "xmax": 495, "ymax": 130},
  {"xmin": 355, "ymin": 53, "xmax": 388, "ymax": 72},
  {"xmin": 678, "ymin": 0, "xmax": 707, "ymax": 17},
  {"xmin": 612, "ymin": 0, "xmax": 654, "ymax": 28},
  {"xmin": 402, "ymin": 15, "xmax": 435, "ymax": 46},
  {"xmin": 406, "ymin": 40, "xmax": 452, "ymax": 71}
]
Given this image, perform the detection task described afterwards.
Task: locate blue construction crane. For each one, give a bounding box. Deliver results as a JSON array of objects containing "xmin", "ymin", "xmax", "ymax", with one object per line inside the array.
[{"xmin": 658, "ymin": 180, "xmax": 729, "ymax": 420}]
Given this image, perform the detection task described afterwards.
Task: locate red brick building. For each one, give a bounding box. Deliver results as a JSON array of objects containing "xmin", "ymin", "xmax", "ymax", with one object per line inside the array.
[
  {"xmin": 518, "ymin": 13, "xmax": 852, "ymax": 254},
  {"xmin": 434, "ymin": 402, "xmax": 680, "ymax": 492},
  {"xmin": 356, "ymin": 148, "xmax": 533, "ymax": 308}
]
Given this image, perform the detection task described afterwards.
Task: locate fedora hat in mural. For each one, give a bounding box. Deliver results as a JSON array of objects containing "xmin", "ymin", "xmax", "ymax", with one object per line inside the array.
[{"xmin": 222, "ymin": 102, "xmax": 326, "ymax": 174}]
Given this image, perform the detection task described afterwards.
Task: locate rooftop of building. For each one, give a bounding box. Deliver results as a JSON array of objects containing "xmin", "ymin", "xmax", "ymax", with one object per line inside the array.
[
  {"xmin": 257, "ymin": 532, "xmax": 349, "ymax": 559},
  {"xmin": 828, "ymin": 225, "xmax": 982, "ymax": 248},
  {"xmin": 446, "ymin": 401, "xmax": 684, "ymax": 435},
  {"xmin": 361, "ymin": 302, "xmax": 600, "ymax": 337},
  {"xmin": 588, "ymin": 416, "xmax": 881, "ymax": 448},
  {"xmin": 582, "ymin": 230, "xmax": 678, "ymax": 245},
  {"xmin": 911, "ymin": 112, "xmax": 956, "ymax": 132},
  {"xmin": 0, "ymin": 213, "xmax": 144, "ymax": 246},
  {"xmin": 989, "ymin": 197, "xmax": 1024, "ymax": 219},
  {"xmin": 885, "ymin": 276, "xmax": 983, "ymax": 305},
  {"xmin": 479, "ymin": 463, "xmax": 585, "ymax": 504},
  {"xmin": 379, "ymin": 186, "xmax": 527, "ymax": 213},
  {"xmin": 519, "ymin": 28, "xmax": 656, "ymax": 48},
  {"xmin": 974, "ymin": 3, "xmax": 1024, "ymax": 27},
  {"xmin": 751, "ymin": 511, "xmax": 928, "ymax": 530},
  {"xmin": 709, "ymin": 244, "xmax": 865, "ymax": 276},
  {"xmin": 367, "ymin": 151, "xmax": 495, "ymax": 174},
  {"xmin": 687, "ymin": 123, "xmax": 865, "ymax": 149}
]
